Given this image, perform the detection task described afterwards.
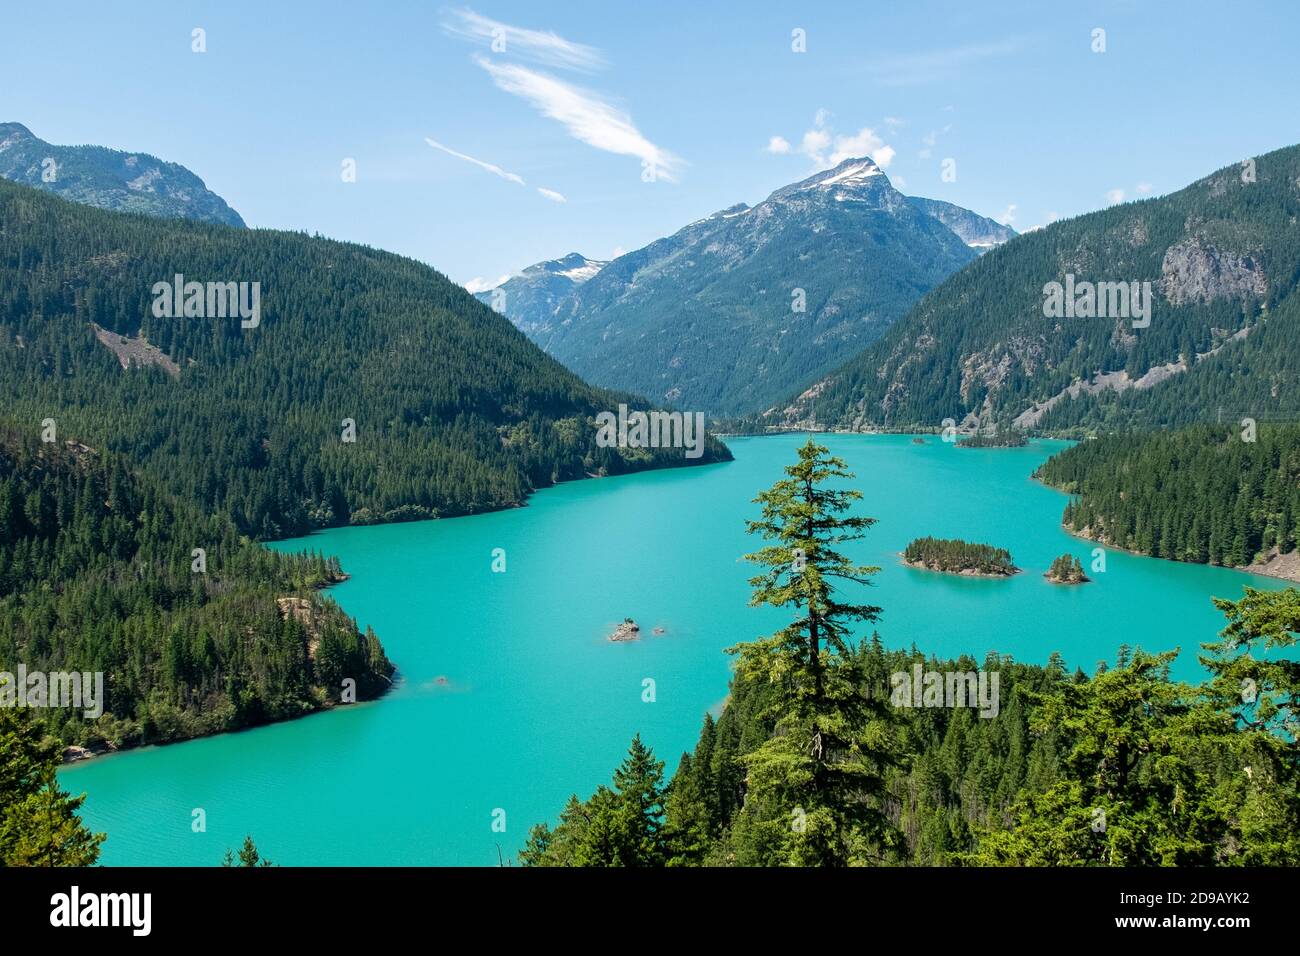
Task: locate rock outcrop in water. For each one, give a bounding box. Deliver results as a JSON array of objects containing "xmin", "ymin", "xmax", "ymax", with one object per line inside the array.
[{"xmin": 608, "ymin": 618, "xmax": 641, "ymax": 642}]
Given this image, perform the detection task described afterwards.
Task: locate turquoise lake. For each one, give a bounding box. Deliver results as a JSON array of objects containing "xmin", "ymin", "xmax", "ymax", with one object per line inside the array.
[{"xmin": 62, "ymin": 434, "xmax": 1287, "ymax": 865}]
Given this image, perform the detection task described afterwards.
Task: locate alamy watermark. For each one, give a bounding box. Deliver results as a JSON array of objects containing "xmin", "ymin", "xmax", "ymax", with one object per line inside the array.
[
  {"xmin": 890, "ymin": 664, "xmax": 1000, "ymax": 718},
  {"xmin": 151, "ymin": 273, "xmax": 261, "ymax": 328},
  {"xmin": 1043, "ymin": 274, "xmax": 1151, "ymax": 328},
  {"xmin": 0, "ymin": 666, "xmax": 104, "ymax": 718},
  {"xmin": 595, "ymin": 403, "xmax": 706, "ymax": 459}
]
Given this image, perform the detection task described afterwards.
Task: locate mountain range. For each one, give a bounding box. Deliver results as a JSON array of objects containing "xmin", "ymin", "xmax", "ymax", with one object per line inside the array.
[
  {"xmin": 0, "ymin": 121, "xmax": 245, "ymax": 227},
  {"xmin": 480, "ymin": 157, "xmax": 1015, "ymax": 416},
  {"xmin": 764, "ymin": 145, "xmax": 1300, "ymax": 435}
]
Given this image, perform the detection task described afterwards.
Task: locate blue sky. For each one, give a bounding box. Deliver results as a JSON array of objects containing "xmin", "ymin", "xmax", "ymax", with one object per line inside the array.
[{"xmin": 3, "ymin": 1, "xmax": 1297, "ymax": 289}]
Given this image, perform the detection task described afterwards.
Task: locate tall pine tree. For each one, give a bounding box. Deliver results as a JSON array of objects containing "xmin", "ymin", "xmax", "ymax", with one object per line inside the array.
[{"xmin": 731, "ymin": 438, "xmax": 902, "ymax": 865}]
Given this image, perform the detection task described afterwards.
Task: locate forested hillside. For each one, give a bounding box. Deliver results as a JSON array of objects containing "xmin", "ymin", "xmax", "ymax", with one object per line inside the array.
[
  {"xmin": 766, "ymin": 144, "xmax": 1300, "ymax": 434},
  {"xmin": 0, "ymin": 178, "xmax": 728, "ymax": 540},
  {"xmin": 0, "ymin": 426, "xmax": 393, "ymax": 750},
  {"xmin": 1036, "ymin": 424, "xmax": 1300, "ymax": 574}
]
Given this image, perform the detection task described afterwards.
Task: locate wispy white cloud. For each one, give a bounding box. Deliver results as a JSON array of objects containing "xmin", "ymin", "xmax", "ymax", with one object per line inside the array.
[
  {"xmin": 1105, "ymin": 187, "xmax": 1126, "ymax": 204},
  {"xmin": 997, "ymin": 203, "xmax": 1017, "ymax": 226},
  {"xmin": 424, "ymin": 136, "xmax": 566, "ymax": 202},
  {"xmin": 766, "ymin": 135, "xmax": 792, "ymax": 154},
  {"xmin": 1136, "ymin": 182, "xmax": 1153, "ymax": 195},
  {"xmin": 441, "ymin": 7, "xmax": 606, "ymax": 72},
  {"xmin": 425, "ymin": 137, "xmax": 525, "ymax": 185},
  {"xmin": 867, "ymin": 38, "xmax": 1027, "ymax": 87},
  {"xmin": 474, "ymin": 56, "xmax": 682, "ymax": 181}
]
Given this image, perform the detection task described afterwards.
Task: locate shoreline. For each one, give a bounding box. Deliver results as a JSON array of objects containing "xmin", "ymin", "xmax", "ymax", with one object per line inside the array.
[
  {"xmin": 1054, "ymin": 522, "xmax": 1300, "ymax": 585},
  {"xmin": 59, "ymin": 570, "xmax": 388, "ymax": 766},
  {"xmin": 1032, "ymin": 471, "xmax": 1300, "ymax": 585},
  {"xmin": 60, "ymin": 673, "xmax": 399, "ymax": 768}
]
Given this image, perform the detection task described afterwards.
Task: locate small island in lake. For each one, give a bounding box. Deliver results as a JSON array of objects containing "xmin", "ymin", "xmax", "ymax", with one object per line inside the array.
[
  {"xmin": 1045, "ymin": 553, "xmax": 1090, "ymax": 584},
  {"xmin": 957, "ymin": 430, "xmax": 1028, "ymax": 448},
  {"xmin": 608, "ymin": 617, "xmax": 641, "ymax": 642},
  {"xmin": 911, "ymin": 437, "xmax": 928, "ymax": 445},
  {"xmin": 902, "ymin": 536, "xmax": 1020, "ymax": 576}
]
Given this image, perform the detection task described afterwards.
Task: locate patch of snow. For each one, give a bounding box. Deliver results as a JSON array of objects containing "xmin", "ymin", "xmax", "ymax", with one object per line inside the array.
[
  {"xmin": 558, "ymin": 261, "xmax": 603, "ymax": 282},
  {"xmin": 813, "ymin": 161, "xmax": 882, "ymax": 188}
]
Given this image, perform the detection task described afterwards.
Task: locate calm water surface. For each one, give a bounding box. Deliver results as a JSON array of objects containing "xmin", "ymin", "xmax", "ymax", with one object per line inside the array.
[{"xmin": 63, "ymin": 435, "xmax": 1284, "ymax": 865}]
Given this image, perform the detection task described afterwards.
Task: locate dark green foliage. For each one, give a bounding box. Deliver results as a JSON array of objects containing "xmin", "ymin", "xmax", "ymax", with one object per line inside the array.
[
  {"xmin": 1046, "ymin": 553, "xmax": 1088, "ymax": 583},
  {"xmin": 903, "ymin": 536, "xmax": 1018, "ymax": 575},
  {"xmin": 0, "ymin": 698, "xmax": 104, "ymax": 865},
  {"xmin": 0, "ymin": 425, "xmax": 393, "ymax": 749},
  {"xmin": 770, "ymin": 144, "xmax": 1300, "ymax": 433},
  {"xmin": 221, "ymin": 835, "xmax": 273, "ymax": 867},
  {"xmin": 519, "ymin": 735, "xmax": 667, "ymax": 867},
  {"xmin": 0, "ymin": 177, "xmax": 728, "ymax": 540},
  {"xmin": 1036, "ymin": 424, "xmax": 1300, "ymax": 568}
]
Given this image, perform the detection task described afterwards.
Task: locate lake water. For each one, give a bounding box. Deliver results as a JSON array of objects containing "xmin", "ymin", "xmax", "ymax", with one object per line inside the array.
[{"xmin": 62, "ymin": 434, "xmax": 1286, "ymax": 865}]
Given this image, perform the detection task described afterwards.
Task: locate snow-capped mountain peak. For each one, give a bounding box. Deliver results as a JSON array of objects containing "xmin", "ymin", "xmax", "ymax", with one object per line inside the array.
[
  {"xmin": 522, "ymin": 252, "xmax": 608, "ymax": 285},
  {"xmin": 766, "ymin": 156, "xmax": 893, "ymax": 204},
  {"xmin": 811, "ymin": 159, "xmax": 883, "ymax": 188}
]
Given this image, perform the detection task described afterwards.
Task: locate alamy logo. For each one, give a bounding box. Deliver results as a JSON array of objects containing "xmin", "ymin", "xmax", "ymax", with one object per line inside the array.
[
  {"xmin": 0, "ymin": 666, "xmax": 103, "ymax": 718},
  {"xmin": 595, "ymin": 403, "xmax": 706, "ymax": 459},
  {"xmin": 1042, "ymin": 274, "xmax": 1151, "ymax": 328},
  {"xmin": 50, "ymin": 887, "xmax": 151, "ymax": 936},
  {"xmin": 890, "ymin": 664, "xmax": 1000, "ymax": 718},
  {"xmin": 151, "ymin": 273, "xmax": 261, "ymax": 328}
]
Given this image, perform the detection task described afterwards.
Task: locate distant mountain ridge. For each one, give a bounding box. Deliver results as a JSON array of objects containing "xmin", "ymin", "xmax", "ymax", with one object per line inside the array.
[
  {"xmin": 0, "ymin": 122, "xmax": 245, "ymax": 227},
  {"xmin": 764, "ymin": 144, "xmax": 1300, "ymax": 434},
  {"xmin": 483, "ymin": 157, "xmax": 1014, "ymax": 416},
  {"xmin": 907, "ymin": 196, "xmax": 1017, "ymax": 250},
  {"xmin": 475, "ymin": 252, "xmax": 608, "ymax": 337}
]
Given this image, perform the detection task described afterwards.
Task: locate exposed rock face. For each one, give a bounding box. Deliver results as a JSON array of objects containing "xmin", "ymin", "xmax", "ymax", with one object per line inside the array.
[
  {"xmin": 63, "ymin": 741, "xmax": 117, "ymax": 764},
  {"xmin": 906, "ymin": 196, "xmax": 1017, "ymax": 250},
  {"xmin": 92, "ymin": 323, "xmax": 180, "ymax": 378},
  {"xmin": 1241, "ymin": 546, "xmax": 1300, "ymax": 584},
  {"xmin": 607, "ymin": 619, "xmax": 641, "ymax": 642},
  {"xmin": 0, "ymin": 122, "xmax": 245, "ymax": 227},
  {"xmin": 1160, "ymin": 237, "xmax": 1267, "ymax": 305},
  {"xmin": 276, "ymin": 596, "xmax": 321, "ymax": 659}
]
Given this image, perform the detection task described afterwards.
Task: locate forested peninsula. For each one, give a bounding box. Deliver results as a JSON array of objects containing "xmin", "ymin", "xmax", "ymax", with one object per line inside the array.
[{"xmin": 1035, "ymin": 424, "xmax": 1300, "ymax": 582}]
